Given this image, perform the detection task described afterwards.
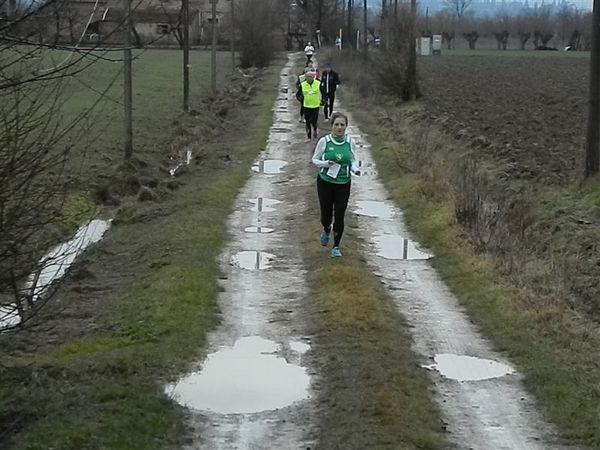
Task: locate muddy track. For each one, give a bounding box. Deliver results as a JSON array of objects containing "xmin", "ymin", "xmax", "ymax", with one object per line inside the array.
[
  {"xmin": 164, "ymin": 54, "xmax": 580, "ymax": 450},
  {"xmin": 166, "ymin": 55, "xmax": 318, "ymax": 449},
  {"xmin": 339, "ymin": 103, "xmax": 580, "ymax": 450}
]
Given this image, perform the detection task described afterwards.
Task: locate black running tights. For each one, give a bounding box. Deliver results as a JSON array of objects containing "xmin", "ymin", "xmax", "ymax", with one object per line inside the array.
[
  {"xmin": 304, "ymin": 107, "xmax": 319, "ymax": 138},
  {"xmin": 317, "ymin": 176, "xmax": 351, "ymax": 247}
]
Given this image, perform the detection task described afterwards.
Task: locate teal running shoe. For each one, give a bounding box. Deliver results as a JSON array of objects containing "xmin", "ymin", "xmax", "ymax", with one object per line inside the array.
[
  {"xmin": 320, "ymin": 230, "xmax": 330, "ymax": 246},
  {"xmin": 331, "ymin": 246, "xmax": 342, "ymax": 257}
]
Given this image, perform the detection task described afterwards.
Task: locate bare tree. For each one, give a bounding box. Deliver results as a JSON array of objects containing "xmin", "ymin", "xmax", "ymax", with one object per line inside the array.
[
  {"xmin": 444, "ymin": 0, "xmax": 472, "ymax": 20},
  {"xmin": 462, "ymin": 30, "xmax": 478, "ymax": 49},
  {"xmin": 0, "ymin": 0, "xmax": 153, "ymax": 330},
  {"xmin": 238, "ymin": 0, "xmax": 284, "ymax": 68},
  {"xmin": 493, "ymin": 30, "xmax": 509, "ymax": 50},
  {"xmin": 517, "ymin": 31, "xmax": 531, "ymax": 50}
]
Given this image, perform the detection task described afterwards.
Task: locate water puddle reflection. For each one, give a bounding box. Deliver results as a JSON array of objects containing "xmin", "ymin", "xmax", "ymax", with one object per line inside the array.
[
  {"xmin": 1, "ymin": 219, "xmax": 111, "ymax": 330},
  {"xmin": 289, "ymin": 341, "xmax": 310, "ymax": 354},
  {"xmin": 354, "ymin": 201, "xmax": 395, "ymax": 219},
  {"xmin": 373, "ymin": 234, "xmax": 432, "ymax": 260},
  {"xmin": 270, "ymin": 128, "xmax": 292, "ymax": 134},
  {"xmin": 166, "ymin": 336, "xmax": 310, "ymax": 414},
  {"xmin": 424, "ymin": 354, "xmax": 515, "ymax": 381},
  {"xmin": 231, "ymin": 251, "xmax": 274, "ymax": 270},
  {"xmin": 247, "ymin": 198, "xmax": 281, "ymax": 212},
  {"xmin": 244, "ymin": 226, "xmax": 275, "ymax": 234},
  {"xmin": 252, "ymin": 160, "xmax": 287, "ymax": 174}
]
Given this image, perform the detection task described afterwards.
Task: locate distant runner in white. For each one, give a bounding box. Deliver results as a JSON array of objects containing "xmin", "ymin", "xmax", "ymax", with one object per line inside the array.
[
  {"xmin": 304, "ymin": 42, "xmax": 315, "ymax": 62},
  {"xmin": 311, "ymin": 112, "xmax": 360, "ymax": 258}
]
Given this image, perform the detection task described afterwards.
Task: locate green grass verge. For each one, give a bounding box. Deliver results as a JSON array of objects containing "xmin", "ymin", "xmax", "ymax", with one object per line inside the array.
[
  {"xmin": 343, "ymin": 93, "xmax": 600, "ymax": 447},
  {"xmin": 301, "ymin": 211, "xmax": 446, "ymax": 449},
  {"xmin": 0, "ymin": 57, "xmax": 284, "ymax": 450}
]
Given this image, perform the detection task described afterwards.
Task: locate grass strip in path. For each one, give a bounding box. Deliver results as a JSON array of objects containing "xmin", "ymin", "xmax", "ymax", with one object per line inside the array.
[
  {"xmin": 0, "ymin": 58, "xmax": 285, "ymax": 450},
  {"xmin": 342, "ymin": 93, "xmax": 600, "ymax": 447},
  {"xmin": 301, "ymin": 208, "xmax": 447, "ymax": 449}
]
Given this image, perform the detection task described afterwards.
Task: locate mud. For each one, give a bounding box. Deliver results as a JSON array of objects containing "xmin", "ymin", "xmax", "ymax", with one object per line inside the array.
[{"xmin": 166, "ymin": 55, "xmax": 317, "ymax": 450}]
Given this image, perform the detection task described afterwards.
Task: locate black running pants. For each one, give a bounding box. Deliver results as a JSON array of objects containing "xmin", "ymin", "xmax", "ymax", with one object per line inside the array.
[
  {"xmin": 317, "ymin": 176, "xmax": 351, "ymax": 247},
  {"xmin": 323, "ymin": 92, "xmax": 336, "ymax": 119},
  {"xmin": 304, "ymin": 107, "xmax": 319, "ymax": 139}
]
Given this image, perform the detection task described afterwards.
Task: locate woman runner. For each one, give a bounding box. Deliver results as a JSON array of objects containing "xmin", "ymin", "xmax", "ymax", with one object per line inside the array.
[{"xmin": 311, "ymin": 112, "xmax": 360, "ymax": 257}]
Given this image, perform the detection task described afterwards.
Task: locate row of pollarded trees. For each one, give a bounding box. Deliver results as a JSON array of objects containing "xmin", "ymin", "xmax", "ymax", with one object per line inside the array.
[{"xmin": 426, "ymin": 6, "xmax": 592, "ymax": 51}]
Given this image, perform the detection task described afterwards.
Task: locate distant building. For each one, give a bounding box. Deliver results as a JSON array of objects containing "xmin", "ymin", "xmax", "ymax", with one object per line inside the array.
[{"xmin": 3, "ymin": 0, "xmax": 229, "ymax": 46}]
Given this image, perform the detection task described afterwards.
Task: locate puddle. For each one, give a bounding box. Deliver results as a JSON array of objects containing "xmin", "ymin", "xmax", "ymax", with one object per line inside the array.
[
  {"xmin": 166, "ymin": 336, "xmax": 310, "ymax": 414},
  {"xmin": 244, "ymin": 226, "xmax": 275, "ymax": 234},
  {"xmin": 231, "ymin": 251, "xmax": 275, "ymax": 270},
  {"xmin": 354, "ymin": 201, "xmax": 395, "ymax": 219},
  {"xmin": 0, "ymin": 219, "xmax": 111, "ymax": 330},
  {"xmin": 252, "ymin": 159, "xmax": 287, "ymax": 174},
  {"xmin": 359, "ymin": 170, "xmax": 378, "ymax": 177},
  {"xmin": 247, "ymin": 198, "xmax": 281, "ymax": 212},
  {"xmin": 0, "ymin": 306, "xmax": 21, "ymax": 329},
  {"xmin": 424, "ymin": 354, "xmax": 515, "ymax": 382},
  {"xmin": 372, "ymin": 234, "xmax": 432, "ymax": 260},
  {"xmin": 270, "ymin": 128, "xmax": 292, "ymax": 134},
  {"xmin": 169, "ymin": 150, "xmax": 193, "ymax": 177},
  {"xmin": 289, "ymin": 341, "xmax": 310, "ymax": 354}
]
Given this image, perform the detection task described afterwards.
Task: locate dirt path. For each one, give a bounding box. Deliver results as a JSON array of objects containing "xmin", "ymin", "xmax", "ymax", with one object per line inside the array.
[
  {"xmin": 339, "ymin": 104, "xmax": 579, "ymax": 450},
  {"xmin": 163, "ymin": 55, "xmax": 579, "ymax": 449},
  {"xmin": 165, "ymin": 56, "xmax": 318, "ymax": 449}
]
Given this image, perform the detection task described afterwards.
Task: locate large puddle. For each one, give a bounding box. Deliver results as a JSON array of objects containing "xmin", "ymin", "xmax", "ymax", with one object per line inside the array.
[
  {"xmin": 424, "ymin": 354, "xmax": 515, "ymax": 382},
  {"xmin": 354, "ymin": 201, "xmax": 396, "ymax": 219},
  {"xmin": 252, "ymin": 159, "xmax": 287, "ymax": 174},
  {"xmin": 166, "ymin": 336, "xmax": 310, "ymax": 414},
  {"xmin": 231, "ymin": 251, "xmax": 275, "ymax": 270},
  {"xmin": 372, "ymin": 234, "xmax": 432, "ymax": 260},
  {"xmin": 0, "ymin": 219, "xmax": 111, "ymax": 330},
  {"xmin": 247, "ymin": 197, "xmax": 281, "ymax": 212}
]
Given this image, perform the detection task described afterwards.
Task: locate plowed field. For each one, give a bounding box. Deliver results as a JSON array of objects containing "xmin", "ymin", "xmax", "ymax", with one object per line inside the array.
[{"xmin": 418, "ymin": 53, "xmax": 589, "ymax": 185}]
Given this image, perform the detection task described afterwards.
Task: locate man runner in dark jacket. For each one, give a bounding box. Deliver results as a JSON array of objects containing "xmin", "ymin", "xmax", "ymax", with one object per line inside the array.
[{"xmin": 320, "ymin": 63, "xmax": 341, "ymax": 121}]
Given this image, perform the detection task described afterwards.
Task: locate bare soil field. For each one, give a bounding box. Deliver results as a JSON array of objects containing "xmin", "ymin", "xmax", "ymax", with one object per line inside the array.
[{"xmin": 418, "ymin": 53, "xmax": 589, "ymax": 185}]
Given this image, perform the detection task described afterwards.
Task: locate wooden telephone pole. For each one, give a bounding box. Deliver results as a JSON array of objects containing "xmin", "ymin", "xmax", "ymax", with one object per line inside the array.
[
  {"xmin": 586, "ymin": 0, "xmax": 600, "ymax": 176},
  {"xmin": 211, "ymin": 0, "xmax": 217, "ymax": 94},
  {"xmin": 123, "ymin": 0, "xmax": 133, "ymax": 158},
  {"xmin": 183, "ymin": 0, "xmax": 190, "ymax": 111}
]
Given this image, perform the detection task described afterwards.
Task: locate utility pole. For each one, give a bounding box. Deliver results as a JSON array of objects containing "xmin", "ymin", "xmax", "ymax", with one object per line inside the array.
[
  {"xmin": 586, "ymin": 0, "xmax": 600, "ymax": 176},
  {"xmin": 123, "ymin": 0, "xmax": 133, "ymax": 159},
  {"xmin": 211, "ymin": 0, "xmax": 217, "ymax": 94},
  {"xmin": 347, "ymin": 0, "xmax": 352, "ymax": 50},
  {"xmin": 403, "ymin": 0, "xmax": 419, "ymax": 101},
  {"xmin": 230, "ymin": 0, "xmax": 235, "ymax": 71},
  {"xmin": 183, "ymin": 0, "xmax": 190, "ymax": 112},
  {"xmin": 363, "ymin": 0, "xmax": 367, "ymax": 52}
]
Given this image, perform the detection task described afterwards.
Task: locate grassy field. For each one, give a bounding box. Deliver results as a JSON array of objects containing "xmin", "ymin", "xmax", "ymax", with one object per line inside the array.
[
  {"xmin": 0, "ymin": 50, "xmax": 283, "ymax": 449},
  {"xmin": 58, "ymin": 49, "xmax": 233, "ymax": 189}
]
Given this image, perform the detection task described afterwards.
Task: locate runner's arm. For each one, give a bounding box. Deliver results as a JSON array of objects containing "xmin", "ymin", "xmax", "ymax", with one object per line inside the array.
[
  {"xmin": 312, "ymin": 138, "xmax": 330, "ymax": 168},
  {"xmin": 350, "ymin": 138, "xmax": 360, "ymax": 174}
]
